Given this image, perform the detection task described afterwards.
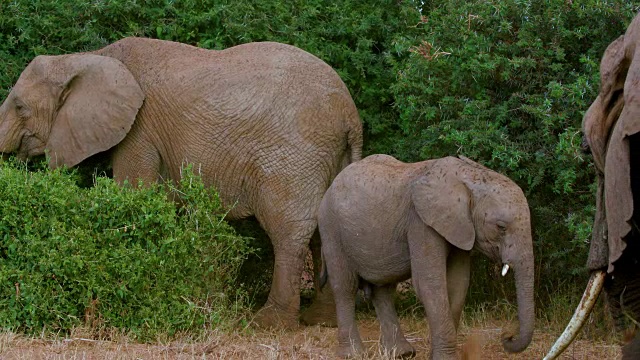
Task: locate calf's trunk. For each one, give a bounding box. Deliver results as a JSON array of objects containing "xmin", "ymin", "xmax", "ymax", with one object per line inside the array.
[{"xmin": 502, "ymin": 257, "xmax": 535, "ymax": 353}]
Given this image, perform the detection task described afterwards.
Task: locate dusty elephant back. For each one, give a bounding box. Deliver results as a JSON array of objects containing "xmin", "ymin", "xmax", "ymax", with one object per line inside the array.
[
  {"xmin": 326, "ymin": 155, "xmax": 431, "ymax": 207},
  {"xmin": 94, "ymin": 38, "xmax": 352, "ymax": 97},
  {"xmin": 95, "ymin": 37, "xmax": 362, "ymax": 219}
]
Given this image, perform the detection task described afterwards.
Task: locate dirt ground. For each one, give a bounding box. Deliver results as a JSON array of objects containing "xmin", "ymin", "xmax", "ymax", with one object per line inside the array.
[{"xmin": 0, "ymin": 317, "xmax": 621, "ymax": 360}]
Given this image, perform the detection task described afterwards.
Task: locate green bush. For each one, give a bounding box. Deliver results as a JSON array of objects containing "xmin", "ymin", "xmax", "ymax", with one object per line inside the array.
[
  {"xmin": 390, "ymin": 0, "xmax": 638, "ymax": 307},
  {"xmin": 0, "ymin": 160, "xmax": 252, "ymax": 339}
]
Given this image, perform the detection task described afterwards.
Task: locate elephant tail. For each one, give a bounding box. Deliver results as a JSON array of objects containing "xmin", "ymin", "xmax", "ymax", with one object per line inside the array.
[
  {"xmin": 318, "ymin": 248, "xmax": 373, "ymax": 303},
  {"xmin": 346, "ymin": 124, "xmax": 363, "ymax": 164},
  {"xmin": 342, "ymin": 107, "xmax": 363, "ymax": 169},
  {"xmin": 319, "ymin": 251, "xmax": 329, "ymax": 290}
]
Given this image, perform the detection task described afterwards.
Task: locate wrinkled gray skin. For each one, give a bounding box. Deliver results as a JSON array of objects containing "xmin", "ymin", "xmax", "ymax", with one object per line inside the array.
[
  {"xmin": 0, "ymin": 37, "xmax": 363, "ymax": 328},
  {"xmin": 318, "ymin": 155, "xmax": 534, "ymax": 359},
  {"xmin": 580, "ymin": 12, "xmax": 640, "ymax": 358}
]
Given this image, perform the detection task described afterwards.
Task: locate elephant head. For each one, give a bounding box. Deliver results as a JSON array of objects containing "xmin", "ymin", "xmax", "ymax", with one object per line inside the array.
[
  {"xmin": 0, "ymin": 54, "xmax": 144, "ymax": 168},
  {"xmin": 545, "ymin": 12, "xmax": 640, "ymax": 360},
  {"xmin": 418, "ymin": 156, "xmax": 535, "ymax": 353}
]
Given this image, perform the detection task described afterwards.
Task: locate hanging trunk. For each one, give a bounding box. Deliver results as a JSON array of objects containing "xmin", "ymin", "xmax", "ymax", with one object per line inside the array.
[
  {"xmin": 502, "ymin": 253, "xmax": 535, "ymax": 353},
  {"xmin": 587, "ymin": 177, "xmax": 609, "ymax": 270}
]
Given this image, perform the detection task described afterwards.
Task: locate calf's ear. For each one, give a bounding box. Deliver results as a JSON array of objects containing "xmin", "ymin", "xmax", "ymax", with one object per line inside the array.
[{"xmin": 411, "ymin": 173, "xmax": 475, "ymax": 251}]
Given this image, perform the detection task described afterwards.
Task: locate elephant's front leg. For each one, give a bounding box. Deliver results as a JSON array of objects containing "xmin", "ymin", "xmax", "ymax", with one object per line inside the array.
[
  {"xmin": 111, "ymin": 129, "xmax": 163, "ymax": 186},
  {"xmin": 446, "ymin": 247, "xmax": 471, "ymax": 330},
  {"xmin": 408, "ymin": 219, "xmax": 457, "ymax": 360}
]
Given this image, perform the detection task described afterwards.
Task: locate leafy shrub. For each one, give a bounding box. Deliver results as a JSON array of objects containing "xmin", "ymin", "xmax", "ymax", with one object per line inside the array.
[
  {"xmin": 0, "ymin": 160, "xmax": 252, "ymax": 339},
  {"xmin": 390, "ymin": 0, "xmax": 638, "ymax": 307}
]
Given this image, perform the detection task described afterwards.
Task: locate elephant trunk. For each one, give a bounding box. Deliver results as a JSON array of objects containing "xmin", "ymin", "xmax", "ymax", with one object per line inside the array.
[
  {"xmin": 502, "ymin": 252, "xmax": 535, "ymax": 353},
  {"xmin": 0, "ymin": 103, "xmax": 8, "ymax": 155},
  {"xmin": 0, "ymin": 99, "xmax": 17, "ymax": 154},
  {"xmin": 587, "ymin": 177, "xmax": 609, "ymax": 270}
]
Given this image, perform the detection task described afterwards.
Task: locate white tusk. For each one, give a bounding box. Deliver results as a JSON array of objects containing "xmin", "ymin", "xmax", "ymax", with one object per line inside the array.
[
  {"xmin": 501, "ymin": 264, "xmax": 510, "ymax": 277},
  {"xmin": 543, "ymin": 270, "xmax": 606, "ymax": 360}
]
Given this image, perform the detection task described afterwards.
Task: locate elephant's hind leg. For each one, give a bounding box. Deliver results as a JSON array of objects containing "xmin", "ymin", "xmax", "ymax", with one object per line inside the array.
[
  {"xmin": 327, "ymin": 254, "xmax": 364, "ymax": 357},
  {"xmin": 371, "ymin": 284, "xmax": 415, "ymax": 358},
  {"xmin": 253, "ymin": 214, "xmax": 316, "ymax": 329}
]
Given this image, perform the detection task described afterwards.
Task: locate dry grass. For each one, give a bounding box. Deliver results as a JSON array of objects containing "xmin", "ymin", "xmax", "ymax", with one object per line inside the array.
[{"xmin": 0, "ymin": 315, "xmax": 621, "ymax": 359}]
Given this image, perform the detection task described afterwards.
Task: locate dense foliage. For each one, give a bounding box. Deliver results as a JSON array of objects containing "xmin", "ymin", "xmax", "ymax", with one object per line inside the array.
[
  {"xmin": 0, "ymin": 161, "xmax": 251, "ymax": 338},
  {"xmin": 1, "ymin": 0, "xmax": 639, "ymax": 329},
  {"xmin": 392, "ymin": 0, "xmax": 639, "ymax": 307}
]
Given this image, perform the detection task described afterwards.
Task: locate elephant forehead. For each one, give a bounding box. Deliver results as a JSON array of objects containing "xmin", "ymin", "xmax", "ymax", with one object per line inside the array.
[
  {"xmin": 470, "ymin": 181, "xmax": 530, "ymax": 222},
  {"xmin": 23, "ymin": 56, "xmax": 65, "ymax": 84},
  {"xmin": 474, "ymin": 194, "xmax": 513, "ymax": 216},
  {"xmin": 8, "ymin": 82, "xmax": 55, "ymax": 113},
  {"xmin": 463, "ymin": 171, "xmax": 524, "ymax": 197}
]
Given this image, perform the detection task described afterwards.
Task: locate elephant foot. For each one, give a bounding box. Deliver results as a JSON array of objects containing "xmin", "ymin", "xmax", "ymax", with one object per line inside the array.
[
  {"xmin": 383, "ymin": 341, "xmax": 415, "ymax": 359},
  {"xmin": 429, "ymin": 351, "xmax": 459, "ymax": 360},
  {"xmin": 300, "ymin": 301, "xmax": 337, "ymax": 327},
  {"xmin": 336, "ymin": 342, "xmax": 365, "ymax": 359},
  {"xmin": 253, "ymin": 305, "xmax": 299, "ymax": 329}
]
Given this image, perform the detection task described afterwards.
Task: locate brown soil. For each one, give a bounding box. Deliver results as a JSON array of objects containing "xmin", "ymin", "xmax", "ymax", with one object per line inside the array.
[{"xmin": 0, "ymin": 318, "xmax": 620, "ymax": 359}]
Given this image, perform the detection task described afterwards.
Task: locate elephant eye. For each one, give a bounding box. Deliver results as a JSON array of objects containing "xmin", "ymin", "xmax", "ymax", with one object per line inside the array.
[
  {"xmin": 496, "ymin": 221, "xmax": 507, "ymax": 232},
  {"xmin": 580, "ymin": 135, "xmax": 591, "ymax": 155},
  {"xmin": 606, "ymin": 89, "xmax": 623, "ymax": 112},
  {"xmin": 14, "ymin": 99, "xmax": 29, "ymax": 118}
]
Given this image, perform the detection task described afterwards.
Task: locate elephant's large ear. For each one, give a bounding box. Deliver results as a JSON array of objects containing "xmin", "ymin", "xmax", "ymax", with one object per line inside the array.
[
  {"xmin": 582, "ymin": 35, "xmax": 627, "ymax": 173},
  {"xmin": 411, "ymin": 170, "xmax": 475, "ymax": 251},
  {"xmin": 604, "ymin": 64, "xmax": 640, "ymax": 270},
  {"xmin": 41, "ymin": 54, "xmax": 144, "ymax": 168}
]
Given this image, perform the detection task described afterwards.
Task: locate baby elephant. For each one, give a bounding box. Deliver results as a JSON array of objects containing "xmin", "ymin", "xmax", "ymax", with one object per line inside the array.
[{"xmin": 318, "ymin": 155, "xmax": 534, "ymax": 359}]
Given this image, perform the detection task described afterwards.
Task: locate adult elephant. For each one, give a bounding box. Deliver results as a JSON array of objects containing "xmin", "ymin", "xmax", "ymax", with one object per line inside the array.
[
  {"xmin": 545, "ymin": 12, "xmax": 640, "ymax": 360},
  {"xmin": 0, "ymin": 37, "xmax": 363, "ymax": 329}
]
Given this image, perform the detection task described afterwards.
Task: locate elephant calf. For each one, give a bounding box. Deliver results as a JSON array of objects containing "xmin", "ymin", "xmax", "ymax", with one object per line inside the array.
[{"xmin": 318, "ymin": 154, "xmax": 534, "ymax": 359}]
